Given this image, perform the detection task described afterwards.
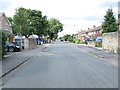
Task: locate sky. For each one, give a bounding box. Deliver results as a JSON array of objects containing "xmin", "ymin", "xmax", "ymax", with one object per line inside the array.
[{"xmin": 0, "ymin": 0, "xmax": 119, "ymax": 37}]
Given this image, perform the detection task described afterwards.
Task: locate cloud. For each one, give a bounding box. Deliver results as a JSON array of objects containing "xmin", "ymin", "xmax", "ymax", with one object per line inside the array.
[
  {"xmin": 100, "ymin": 1, "xmax": 118, "ymax": 8},
  {"xmin": 83, "ymin": 16, "xmax": 102, "ymax": 22},
  {"xmin": 1, "ymin": 0, "xmax": 119, "ymax": 37},
  {"xmin": 0, "ymin": 0, "xmax": 12, "ymax": 11}
]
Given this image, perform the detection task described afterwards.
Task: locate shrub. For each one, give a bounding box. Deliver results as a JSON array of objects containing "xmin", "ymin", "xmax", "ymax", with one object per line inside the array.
[
  {"xmin": 72, "ymin": 39, "xmax": 76, "ymax": 43},
  {"xmin": 78, "ymin": 40, "xmax": 85, "ymax": 44},
  {"xmin": 75, "ymin": 38, "xmax": 80, "ymax": 44},
  {"xmin": 95, "ymin": 45, "xmax": 102, "ymax": 47},
  {"xmin": 0, "ymin": 30, "xmax": 7, "ymax": 58}
]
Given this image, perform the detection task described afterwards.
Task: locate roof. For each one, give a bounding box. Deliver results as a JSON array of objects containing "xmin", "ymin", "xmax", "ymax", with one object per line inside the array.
[
  {"xmin": 0, "ymin": 12, "xmax": 3, "ymax": 17},
  {"xmin": 86, "ymin": 26, "xmax": 102, "ymax": 32},
  {"xmin": 15, "ymin": 35, "xmax": 25, "ymax": 39},
  {"xmin": 0, "ymin": 12, "xmax": 11, "ymax": 25},
  {"xmin": 77, "ymin": 25, "xmax": 102, "ymax": 36},
  {"xmin": 3, "ymin": 30, "xmax": 14, "ymax": 37},
  {"xmin": 29, "ymin": 34, "xmax": 38, "ymax": 39}
]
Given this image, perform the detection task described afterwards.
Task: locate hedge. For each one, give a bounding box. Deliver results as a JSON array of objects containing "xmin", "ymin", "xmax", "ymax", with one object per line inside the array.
[{"xmin": 0, "ymin": 30, "xmax": 7, "ymax": 59}]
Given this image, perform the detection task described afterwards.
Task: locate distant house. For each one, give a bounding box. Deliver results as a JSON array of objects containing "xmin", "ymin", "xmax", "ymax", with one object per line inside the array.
[
  {"xmin": 76, "ymin": 30, "xmax": 87, "ymax": 41},
  {"xmin": 86, "ymin": 25, "xmax": 102, "ymax": 39},
  {"xmin": 0, "ymin": 12, "xmax": 14, "ymax": 42},
  {"xmin": 76, "ymin": 25, "xmax": 102, "ymax": 41}
]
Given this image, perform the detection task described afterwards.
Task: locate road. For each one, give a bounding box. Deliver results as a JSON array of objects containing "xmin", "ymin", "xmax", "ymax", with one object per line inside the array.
[{"xmin": 2, "ymin": 41, "xmax": 118, "ymax": 88}]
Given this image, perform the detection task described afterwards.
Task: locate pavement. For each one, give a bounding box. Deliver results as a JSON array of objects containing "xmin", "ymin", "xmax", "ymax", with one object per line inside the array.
[
  {"xmin": 70, "ymin": 43, "xmax": 118, "ymax": 67},
  {"xmin": 2, "ymin": 41, "xmax": 118, "ymax": 88},
  {"xmin": 0, "ymin": 44, "xmax": 51, "ymax": 78}
]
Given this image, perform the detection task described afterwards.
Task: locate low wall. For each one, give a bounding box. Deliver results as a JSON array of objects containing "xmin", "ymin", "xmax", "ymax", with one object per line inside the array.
[
  {"xmin": 87, "ymin": 41, "xmax": 96, "ymax": 47},
  {"xmin": 24, "ymin": 38, "xmax": 37, "ymax": 49},
  {"xmin": 102, "ymin": 32, "xmax": 120, "ymax": 53},
  {"xmin": 87, "ymin": 41, "xmax": 102, "ymax": 47}
]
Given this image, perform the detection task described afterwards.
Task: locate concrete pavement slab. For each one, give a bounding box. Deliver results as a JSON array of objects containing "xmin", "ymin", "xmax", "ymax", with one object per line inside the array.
[{"xmin": 1, "ymin": 44, "xmax": 50, "ymax": 78}]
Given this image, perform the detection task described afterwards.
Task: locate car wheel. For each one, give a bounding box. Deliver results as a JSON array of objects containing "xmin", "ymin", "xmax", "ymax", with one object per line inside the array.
[
  {"xmin": 9, "ymin": 47, "xmax": 14, "ymax": 52},
  {"xmin": 6, "ymin": 47, "xmax": 8, "ymax": 52}
]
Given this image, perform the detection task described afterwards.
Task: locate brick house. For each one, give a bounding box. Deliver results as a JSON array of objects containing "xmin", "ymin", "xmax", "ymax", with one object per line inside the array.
[
  {"xmin": 87, "ymin": 25, "xmax": 102, "ymax": 39},
  {"xmin": 76, "ymin": 25, "xmax": 102, "ymax": 41},
  {"xmin": 0, "ymin": 12, "xmax": 14, "ymax": 42},
  {"xmin": 77, "ymin": 30, "xmax": 87, "ymax": 41}
]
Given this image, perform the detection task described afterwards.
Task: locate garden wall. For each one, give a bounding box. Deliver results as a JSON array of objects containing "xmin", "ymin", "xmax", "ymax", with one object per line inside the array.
[
  {"xmin": 102, "ymin": 32, "xmax": 120, "ymax": 53},
  {"xmin": 24, "ymin": 38, "xmax": 37, "ymax": 49}
]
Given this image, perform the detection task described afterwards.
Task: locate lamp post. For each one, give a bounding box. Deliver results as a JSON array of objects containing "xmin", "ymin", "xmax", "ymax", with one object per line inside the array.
[
  {"xmin": 74, "ymin": 25, "xmax": 80, "ymax": 39},
  {"xmin": 20, "ymin": 24, "xmax": 22, "ymax": 49}
]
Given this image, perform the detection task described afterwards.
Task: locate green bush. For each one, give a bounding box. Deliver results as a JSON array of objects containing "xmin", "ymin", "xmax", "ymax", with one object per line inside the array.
[
  {"xmin": 0, "ymin": 30, "xmax": 7, "ymax": 58},
  {"xmin": 72, "ymin": 39, "xmax": 76, "ymax": 43},
  {"xmin": 95, "ymin": 45, "xmax": 102, "ymax": 47},
  {"xmin": 75, "ymin": 38, "xmax": 80, "ymax": 44},
  {"xmin": 79, "ymin": 40, "xmax": 85, "ymax": 44}
]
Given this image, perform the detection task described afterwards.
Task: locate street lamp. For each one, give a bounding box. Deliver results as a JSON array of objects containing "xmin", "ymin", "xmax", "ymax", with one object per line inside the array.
[
  {"xmin": 20, "ymin": 24, "xmax": 22, "ymax": 49},
  {"xmin": 73, "ymin": 25, "xmax": 80, "ymax": 38}
]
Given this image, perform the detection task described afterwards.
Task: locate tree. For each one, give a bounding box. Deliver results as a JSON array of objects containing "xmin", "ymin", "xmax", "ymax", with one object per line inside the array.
[
  {"xmin": 102, "ymin": 8, "xmax": 118, "ymax": 34},
  {"xmin": 13, "ymin": 7, "xmax": 33, "ymax": 38},
  {"xmin": 63, "ymin": 34, "xmax": 71, "ymax": 41},
  {"xmin": 48, "ymin": 18, "xmax": 63, "ymax": 40},
  {"xmin": 8, "ymin": 17, "xmax": 13, "ymax": 24},
  {"xmin": 13, "ymin": 7, "xmax": 63, "ymax": 40},
  {"xmin": 29, "ymin": 10, "xmax": 47, "ymax": 38}
]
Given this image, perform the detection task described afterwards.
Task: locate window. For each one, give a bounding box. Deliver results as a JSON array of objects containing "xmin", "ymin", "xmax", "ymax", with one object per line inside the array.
[
  {"xmin": 0, "ymin": 23, "xmax": 1, "ymax": 29},
  {"xmin": 5, "ymin": 24, "xmax": 8, "ymax": 30}
]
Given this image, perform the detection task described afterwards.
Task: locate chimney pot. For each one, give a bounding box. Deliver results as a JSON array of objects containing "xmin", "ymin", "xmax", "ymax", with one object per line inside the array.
[{"xmin": 102, "ymin": 22, "xmax": 104, "ymax": 25}]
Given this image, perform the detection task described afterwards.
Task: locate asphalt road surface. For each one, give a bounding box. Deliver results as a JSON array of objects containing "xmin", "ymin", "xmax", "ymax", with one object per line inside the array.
[{"xmin": 2, "ymin": 41, "xmax": 118, "ymax": 88}]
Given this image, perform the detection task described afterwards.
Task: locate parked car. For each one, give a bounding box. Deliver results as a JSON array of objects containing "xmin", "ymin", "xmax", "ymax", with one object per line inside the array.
[
  {"xmin": 96, "ymin": 37, "xmax": 102, "ymax": 41},
  {"xmin": 12, "ymin": 42, "xmax": 24, "ymax": 49},
  {"xmin": 60, "ymin": 39, "xmax": 64, "ymax": 41},
  {"xmin": 5, "ymin": 41, "xmax": 21, "ymax": 52}
]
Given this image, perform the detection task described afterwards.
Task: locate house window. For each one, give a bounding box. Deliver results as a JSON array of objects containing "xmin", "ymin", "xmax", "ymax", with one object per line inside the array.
[
  {"xmin": 0, "ymin": 22, "xmax": 2, "ymax": 29},
  {"xmin": 5, "ymin": 24, "xmax": 8, "ymax": 30}
]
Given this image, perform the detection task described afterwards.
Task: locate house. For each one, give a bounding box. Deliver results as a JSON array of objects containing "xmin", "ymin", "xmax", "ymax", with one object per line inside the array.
[
  {"xmin": 76, "ymin": 25, "xmax": 102, "ymax": 41},
  {"xmin": 0, "ymin": 12, "xmax": 14, "ymax": 42},
  {"xmin": 77, "ymin": 30, "xmax": 87, "ymax": 41},
  {"xmin": 86, "ymin": 25, "xmax": 102, "ymax": 39}
]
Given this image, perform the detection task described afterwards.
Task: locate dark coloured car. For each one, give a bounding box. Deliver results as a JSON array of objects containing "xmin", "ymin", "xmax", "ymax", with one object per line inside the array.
[
  {"xmin": 12, "ymin": 42, "xmax": 24, "ymax": 49},
  {"xmin": 5, "ymin": 41, "xmax": 21, "ymax": 52},
  {"xmin": 61, "ymin": 39, "xmax": 64, "ymax": 41}
]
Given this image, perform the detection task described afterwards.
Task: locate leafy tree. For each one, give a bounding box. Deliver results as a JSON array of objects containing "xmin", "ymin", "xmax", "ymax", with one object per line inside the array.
[
  {"xmin": 13, "ymin": 7, "xmax": 33, "ymax": 38},
  {"xmin": 48, "ymin": 18, "xmax": 63, "ymax": 39},
  {"xmin": 8, "ymin": 17, "xmax": 13, "ymax": 24},
  {"xmin": 29, "ymin": 10, "xmax": 48, "ymax": 38},
  {"xmin": 63, "ymin": 34, "xmax": 71, "ymax": 41},
  {"xmin": 13, "ymin": 8, "xmax": 49, "ymax": 38},
  {"xmin": 13, "ymin": 7, "xmax": 63, "ymax": 41},
  {"xmin": 102, "ymin": 8, "xmax": 118, "ymax": 34}
]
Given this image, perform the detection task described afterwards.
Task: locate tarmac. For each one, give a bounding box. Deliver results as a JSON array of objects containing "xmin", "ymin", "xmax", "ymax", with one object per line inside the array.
[{"xmin": 0, "ymin": 42, "xmax": 118, "ymax": 79}]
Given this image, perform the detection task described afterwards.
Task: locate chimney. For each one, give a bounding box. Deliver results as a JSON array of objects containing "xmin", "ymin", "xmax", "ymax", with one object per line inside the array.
[
  {"xmin": 88, "ymin": 28, "xmax": 89, "ymax": 30},
  {"xmin": 93, "ymin": 25, "xmax": 96, "ymax": 28},
  {"xmin": 102, "ymin": 22, "xmax": 104, "ymax": 25}
]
